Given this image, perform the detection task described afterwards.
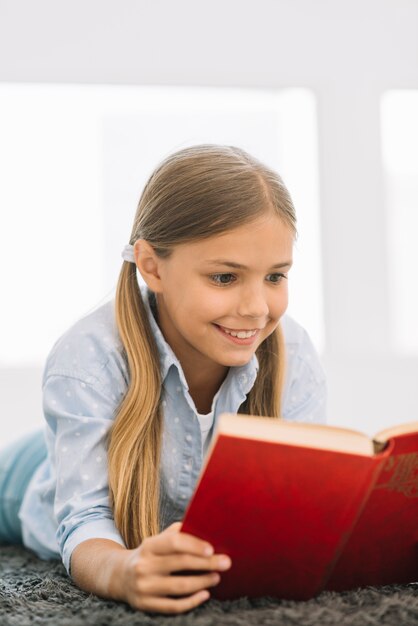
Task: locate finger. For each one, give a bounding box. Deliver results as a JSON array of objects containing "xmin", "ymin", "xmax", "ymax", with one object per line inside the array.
[
  {"xmin": 146, "ymin": 553, "xmax": 232, "ymax": 576},
  {"xmin": 140, "ymin": 572, "xmax": 220, "ymax": 597},
  {"xmin": 134, "ymin": 589, "xmax": 210, "ymax": 615},
  {"xmin": 142, "ymin": 531, "xmax": 214, "ymax": 558},
  {"xmin": 163, "ymin": 522, "xmax": 183, "ymax": 533}
]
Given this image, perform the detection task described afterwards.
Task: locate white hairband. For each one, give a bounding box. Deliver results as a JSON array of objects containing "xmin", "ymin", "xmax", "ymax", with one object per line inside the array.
[{"xmin": 121, "ymin": 244, "xmax": 136, "ymax": 263}]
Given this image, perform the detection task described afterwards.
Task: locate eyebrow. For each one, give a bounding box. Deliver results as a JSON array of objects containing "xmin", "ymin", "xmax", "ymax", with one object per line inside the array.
[{"xmin": 204, "ymin": 260, "xmax": 293, "ymax": 270}]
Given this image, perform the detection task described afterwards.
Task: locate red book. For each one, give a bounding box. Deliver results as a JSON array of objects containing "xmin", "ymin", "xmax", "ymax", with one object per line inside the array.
[
  {"xmin": 326, "ymin": 427, "xmax": 418, "ymax": 591},
  {"xmin": 181, "ymin": 413, "xmax": 418, "ymax": 600}
]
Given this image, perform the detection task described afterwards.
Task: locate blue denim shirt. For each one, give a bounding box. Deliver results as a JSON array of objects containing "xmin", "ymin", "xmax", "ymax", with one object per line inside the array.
[{"xmin": 19, "ymin": 282, "xmax": 327, "ymax": 576}]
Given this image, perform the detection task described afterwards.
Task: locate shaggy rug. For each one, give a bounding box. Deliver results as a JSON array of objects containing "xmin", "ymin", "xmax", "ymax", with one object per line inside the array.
[{"xmin": 0, "ymin": 545, "xmax": 417, "ymax": 626}]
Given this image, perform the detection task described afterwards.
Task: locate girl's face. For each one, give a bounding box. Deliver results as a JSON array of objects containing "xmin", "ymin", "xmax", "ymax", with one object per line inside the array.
[{"xmin": 136, "ymin": 213, "xmax": 294, "ymax": 380}]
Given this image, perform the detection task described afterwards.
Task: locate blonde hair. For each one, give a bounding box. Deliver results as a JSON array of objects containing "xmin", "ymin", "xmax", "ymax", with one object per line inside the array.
[{"xmin": 108, "ymin": 144, "xmax": 297, "ymax": 548}]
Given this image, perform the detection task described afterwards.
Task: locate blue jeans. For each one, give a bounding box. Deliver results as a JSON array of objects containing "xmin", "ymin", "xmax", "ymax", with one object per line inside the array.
[{"xmin": 0, "ymin": 430, "xmax": 47, "ymax": 544}]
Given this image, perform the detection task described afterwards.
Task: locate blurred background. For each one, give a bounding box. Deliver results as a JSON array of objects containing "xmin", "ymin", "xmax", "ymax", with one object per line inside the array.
[{"xmin": 0, "ymin": 0, "xmax": 417, "ymax": 447}]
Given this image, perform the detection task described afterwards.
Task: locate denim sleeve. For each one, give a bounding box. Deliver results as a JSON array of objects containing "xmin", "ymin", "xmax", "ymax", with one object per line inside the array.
[{"xmin": 43, "ymin": 372, "xmax": 126, "ymax": 576}]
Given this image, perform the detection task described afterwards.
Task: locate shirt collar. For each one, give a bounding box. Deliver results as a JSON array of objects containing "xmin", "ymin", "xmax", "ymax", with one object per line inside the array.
[{"xmin": 139, "ymin": 280, "xmax": 259, "ymax": 395}]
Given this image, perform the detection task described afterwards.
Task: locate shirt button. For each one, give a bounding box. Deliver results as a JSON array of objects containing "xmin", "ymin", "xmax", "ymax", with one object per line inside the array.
[
  {"xmin": 184, "ymin": 463, "xmax": 191, "ymax": 471},
  {"xmin": 240, "ymin": 374, "xmax": 247, "ymax": 384},
  {"xmin": 176, "ymin": 386, "xmax": 181, "ymax": 393},
  {"xmin": 186, "ymin": 434, "xmax": 192, "ymax": 441},
  {"xmin": 174, "ymin": 417, "xmax": 180, "ymax": 424},
  {"xmin": 181, "ymin": 494, "xmax": 186, "ymax": 499}
]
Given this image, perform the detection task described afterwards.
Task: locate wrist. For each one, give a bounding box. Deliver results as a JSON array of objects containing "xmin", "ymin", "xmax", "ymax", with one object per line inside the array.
[
  {"xmin": 70, "ymin": 539, "xmax": 129, "ymax": 602},
  {"xmin": 104, "ymin": 547, "xmax": 131, "ymax": 602}
]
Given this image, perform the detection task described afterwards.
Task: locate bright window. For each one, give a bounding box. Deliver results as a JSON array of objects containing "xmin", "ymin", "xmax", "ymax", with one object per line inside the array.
[
  {"xmin": 381, "ymin": 90, "xmax": 418, "ymax": 355},
  {"xmin": 0, "ymin": 84, "xmax": 323, "ymax": 366}
]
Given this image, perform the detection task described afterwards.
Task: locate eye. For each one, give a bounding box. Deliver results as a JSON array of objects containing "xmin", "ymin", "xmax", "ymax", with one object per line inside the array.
[
  {"xmin": 268, "ymin": 273, "xmax": 288, "ymax": 284},
  {"xmin": 210, "ymin": 273, "xmax": 236, "ymax": 286},
  {"xmin": 209, "ymin": 273, "xmax": 288, "ymax": 287}
]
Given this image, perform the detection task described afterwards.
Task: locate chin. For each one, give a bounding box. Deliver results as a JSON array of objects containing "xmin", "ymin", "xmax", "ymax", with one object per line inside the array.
[{"xmin": 223, "ymin": 353, "xmax": 255, "ymax": 367}]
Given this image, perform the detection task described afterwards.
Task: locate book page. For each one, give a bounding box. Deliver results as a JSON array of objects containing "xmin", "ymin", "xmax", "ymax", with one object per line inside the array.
[
  {"xmin": 374, "ymin": 421, "xmax": 418, "ymax": 443},
  {"xmin": 218, "ymin": 413, "xmax": 375, "ymax": 456}
]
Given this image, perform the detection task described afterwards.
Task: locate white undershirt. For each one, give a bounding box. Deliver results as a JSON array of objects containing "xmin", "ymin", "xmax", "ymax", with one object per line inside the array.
[{"xmin": 196, "ymin": 387, "xmax": 221, "ymax": 456}]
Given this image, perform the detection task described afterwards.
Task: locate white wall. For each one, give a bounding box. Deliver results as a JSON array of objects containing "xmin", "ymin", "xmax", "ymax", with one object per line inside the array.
[{"xmin": 1, "ymin": 0, "xmax": 418, "ymax": 444}]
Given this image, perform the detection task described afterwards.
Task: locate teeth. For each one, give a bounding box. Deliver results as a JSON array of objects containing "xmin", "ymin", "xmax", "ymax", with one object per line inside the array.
[{"xmin": 221, "ymin": 327, "xmax": 257, "ymax": 339}]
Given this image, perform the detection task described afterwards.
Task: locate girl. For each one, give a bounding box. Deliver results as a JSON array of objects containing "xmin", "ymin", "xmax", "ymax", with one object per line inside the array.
[{"xmin": 0, "ymin": 144, "xmax": 326, "ymax": 615}]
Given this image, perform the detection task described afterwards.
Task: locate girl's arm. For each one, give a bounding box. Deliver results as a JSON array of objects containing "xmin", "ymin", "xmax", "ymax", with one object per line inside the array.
[
  {"xmin": 42, "ymin": 372, "xmax": 127, "ymax": 574},
  {"xmin": 281, "ymin": 316, "xmax": 327, "ymax": 424},
  {"xmin": 70, "ymin": 522, "xmax": 232, "ymax": 614},
  {"xmin": 70, "ymin": 538, "xmax": 128, "ymax": 601}
]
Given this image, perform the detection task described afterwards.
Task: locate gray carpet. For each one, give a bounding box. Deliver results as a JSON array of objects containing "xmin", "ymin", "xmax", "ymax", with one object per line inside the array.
[{"xmin": 0, "ymin": 545, "xmax": 417, "ymax": 625}]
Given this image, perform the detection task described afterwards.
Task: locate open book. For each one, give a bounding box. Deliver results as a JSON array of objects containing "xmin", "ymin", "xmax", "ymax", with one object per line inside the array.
[{"xmin": 181, "ymin": 413, "xmax": 418, "ymax": 600}]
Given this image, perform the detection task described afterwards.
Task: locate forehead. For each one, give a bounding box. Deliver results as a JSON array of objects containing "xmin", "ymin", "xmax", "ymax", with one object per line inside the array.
[{"xmin": 172, "ymin": 215, "xmax": 294, "ymax": 264}]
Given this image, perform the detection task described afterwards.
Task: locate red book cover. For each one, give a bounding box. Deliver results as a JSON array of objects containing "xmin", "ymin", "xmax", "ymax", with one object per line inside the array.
[
  {"xmin": 181, "ymin": 415, "xmax": 395, "ymax": 600},
  {"xmin": 326, "ymin": 431, "xmax": 418, "ymax": 591}
]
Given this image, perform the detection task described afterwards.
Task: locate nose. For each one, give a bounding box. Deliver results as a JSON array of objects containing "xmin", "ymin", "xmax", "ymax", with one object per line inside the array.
[{"xmin": 236, "ymin": 283, "xmax": 269, "ymax": 320}]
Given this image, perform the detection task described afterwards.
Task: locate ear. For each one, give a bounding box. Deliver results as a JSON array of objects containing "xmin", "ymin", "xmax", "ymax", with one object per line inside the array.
[{"xmin": 133, "ymin": 239, "xmax": 164, "ymax": 293}]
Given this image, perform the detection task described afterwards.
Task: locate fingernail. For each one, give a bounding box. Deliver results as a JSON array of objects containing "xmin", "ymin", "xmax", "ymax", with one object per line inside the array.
[
  {"xmin": 203, "ymin": 545, "xmax": 214, "ymax": 556},
  {"xmin": 218, "ymin": 556, "xmax": 231, "ymax": 569}
]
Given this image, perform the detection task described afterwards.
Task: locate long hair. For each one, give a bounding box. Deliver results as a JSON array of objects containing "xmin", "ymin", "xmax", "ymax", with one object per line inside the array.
[{"xmin": 108, "ymin": 144, "xmax": 297, "ymax": 549}]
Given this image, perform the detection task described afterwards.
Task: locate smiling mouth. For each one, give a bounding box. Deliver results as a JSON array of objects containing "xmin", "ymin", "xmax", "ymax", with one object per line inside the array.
[
  {"xmin": 214, "ymin": 324, "xmax": 261, "ymax": 339},
  {"xmin": 216, "ymin": 324, "xmax": 263, "ymax": 331}
]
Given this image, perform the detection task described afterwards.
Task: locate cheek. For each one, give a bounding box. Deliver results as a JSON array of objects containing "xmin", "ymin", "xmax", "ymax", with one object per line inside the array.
[
  {"xmin": 272, "ymin": 288, "xmax": 289, "ymax": 318},
  {"xmin": 194, "ymin": 292, "xmax": 226, "ymax": 317}
]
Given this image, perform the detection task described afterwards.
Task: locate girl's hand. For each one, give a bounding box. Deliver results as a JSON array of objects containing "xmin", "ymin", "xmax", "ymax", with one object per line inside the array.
[{"xmin": 119, "ymin": 521, "xmax": 232, "ymax": 614}]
